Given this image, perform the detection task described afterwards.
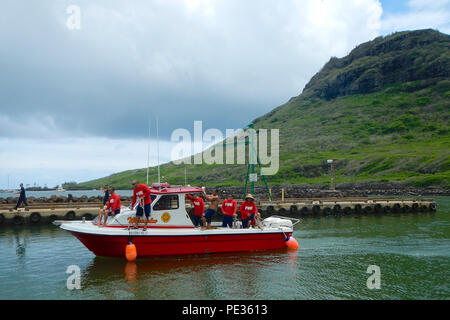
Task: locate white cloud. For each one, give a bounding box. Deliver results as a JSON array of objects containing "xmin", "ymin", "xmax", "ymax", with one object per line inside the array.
[{"xmin": 381, "ymin": 0, "xmax": 450, "ymax": 34}]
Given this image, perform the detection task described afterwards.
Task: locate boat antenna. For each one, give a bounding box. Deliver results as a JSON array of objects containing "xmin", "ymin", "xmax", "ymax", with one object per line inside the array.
[
  {"xmin": 157, "ymin": 117, "xmax": 161, "ymax": 183},
  {"xmin": 146, "ymin": 118, "xmax": 151, "ymax": 185}
]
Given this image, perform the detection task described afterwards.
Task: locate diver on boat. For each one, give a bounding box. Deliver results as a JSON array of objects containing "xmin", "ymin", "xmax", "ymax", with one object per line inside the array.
[
  {"xmin": 239, "ymin": 194, "xmax": 261, "ymax": 229},
  {"xmin": 221, "ymin": 194, "xmax": 237, "ymax": 228},
  {"xmin": 186, "ymin": 193, "xmax": 206, "ymax": 230},
  {"xmin": 202, "ymin": 188, "xmax": 219, "ymax": 229},
  {"xmin": 131, "ymin": 180, "xmax": 152, "ymax": 231},
  {"xmin": 97, "ymin": 187, "xmax": 121, "ymax": 227}
]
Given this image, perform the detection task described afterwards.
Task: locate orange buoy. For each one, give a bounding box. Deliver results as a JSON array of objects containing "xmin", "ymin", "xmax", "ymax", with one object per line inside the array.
[
  {"xmin": 285, "ymin": 237, "xmax": 299, "ymax": 250},
  {"xmin": 125, "ymin": 242, "xmax": 137, "ymax": 261}
]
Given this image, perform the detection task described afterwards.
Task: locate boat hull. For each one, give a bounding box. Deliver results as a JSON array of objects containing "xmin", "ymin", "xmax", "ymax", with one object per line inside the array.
[{"xmin": 71, "ymin": 231, "xmax": 292, "ymax": 258}]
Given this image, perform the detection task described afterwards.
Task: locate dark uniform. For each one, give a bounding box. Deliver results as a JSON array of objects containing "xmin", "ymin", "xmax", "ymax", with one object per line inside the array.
[{"xmin": 15, "ymin": 187, "xmax": 28, "ymax": 209}]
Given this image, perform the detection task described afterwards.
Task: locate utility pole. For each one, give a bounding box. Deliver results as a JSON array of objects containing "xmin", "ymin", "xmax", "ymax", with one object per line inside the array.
[{"xmin": 327, "ymin": 159, "xmax": 337, "ymax": 191}]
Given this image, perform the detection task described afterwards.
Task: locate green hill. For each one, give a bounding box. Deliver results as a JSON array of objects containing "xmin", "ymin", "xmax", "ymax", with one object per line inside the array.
[{"xmin": 68, "ymin": 29, "xmax": 450, "ymax": 190}]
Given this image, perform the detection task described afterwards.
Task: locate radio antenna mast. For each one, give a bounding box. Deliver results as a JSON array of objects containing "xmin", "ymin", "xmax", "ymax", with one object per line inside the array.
[
  {"xmin": 146, "ymin": 118, "xmax": 151, "ymax": 185},
  {"xmin": 157, "ymin": 117, "xmax": 161, "ymax": 183}
]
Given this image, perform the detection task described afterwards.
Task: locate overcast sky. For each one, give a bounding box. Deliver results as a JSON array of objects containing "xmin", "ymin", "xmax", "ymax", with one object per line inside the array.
[{"xmin": 0, "ymin": 0, "xmax": 449, "ymax": 188}]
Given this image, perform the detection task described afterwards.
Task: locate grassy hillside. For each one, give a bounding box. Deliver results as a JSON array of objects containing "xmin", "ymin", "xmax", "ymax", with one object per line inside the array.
[{"xmin": 68, "ymin": 30, "xmax": 450, "ymax": 190}]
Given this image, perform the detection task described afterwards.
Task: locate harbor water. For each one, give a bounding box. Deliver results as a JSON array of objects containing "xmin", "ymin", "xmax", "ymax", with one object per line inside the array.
[{"xmin": 0, "ymin": 196, "xmax": 448, "ymax": 300}]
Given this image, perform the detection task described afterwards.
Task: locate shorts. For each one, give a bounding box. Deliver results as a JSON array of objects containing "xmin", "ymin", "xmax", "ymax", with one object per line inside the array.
[
  {"xmin": 193, "ymin": 215, "xmax": 204, "ymax": 227},
  {"xmin": 108, "ymin": 209, "xmax": 120, "ymax": 216},
  {"xmin": 222, "ymin": 215, "xmax": 233, "ymax": 228},
  {"xmin": 136, "ymin": 203, "xmax": 151, "ymax": 218},
  {"xmin": 242, "ymin": 214, "xmax": 255, "ymax": 228},
  {"xmin": 204, "ymin": 209, "xmax": 216, "ymax": 223}
]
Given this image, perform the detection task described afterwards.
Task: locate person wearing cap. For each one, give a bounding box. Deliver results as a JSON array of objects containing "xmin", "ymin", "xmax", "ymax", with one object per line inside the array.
[
  {"xmin": 97, "ymin": 187, "xmax": 121, "ymax": 227},
  {"xmin": 239, "ymin": 194, "xmax": 259, "ymax": 229},
  {"xmin": 186, "ymin": 193, "xmax": 206, "ymax": 229},
  {"xmin": 131, "ymin": 180, "xmax": 152, "ymax": 231},
  {"xmin": 221, "ymin": 194, "xmax": 237, "ymax": 228}
]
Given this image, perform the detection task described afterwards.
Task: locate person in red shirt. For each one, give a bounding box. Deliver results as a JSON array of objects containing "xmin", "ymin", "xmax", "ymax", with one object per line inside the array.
[
  {"xmin": 131, "ymin": 180, "xmax": 152, "ymax": 231},
  {"xmin": 239, "ymin": 194, "xmax": 260, "ymax": 229},
  {"xmin": 97, "ymin": 187, "xmax": 121, "ymax": 227},
  {"xmin": 186, "ymin": 193, "xmax": 206, "ymax": 229},
  {"xmin": 221, "ymin": 194, "xmax": 237, "ymax": 228}
]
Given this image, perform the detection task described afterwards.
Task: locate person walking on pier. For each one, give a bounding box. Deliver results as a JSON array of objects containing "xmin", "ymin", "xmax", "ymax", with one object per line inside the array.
[
  {"xmin": 221, "ymin": 194, "xmax": 237, "ymax": 228},
  {"xmin": 131, "ymin": 180, "xmax": 152, "ymax": 231},
  {"xmin": 186, "ymin": 193, "xmax": 206, "ymax": 230},
  {"xmin": 239, "ymin": 194, "xmax": 260, "ymax": 229},
  {"xmin": 14, "ymin": 183, "xmax": 28, "ymax": 210},
  {"xmin": 203, "ymin": 189, "xmax": 219, "ymax": 229}
]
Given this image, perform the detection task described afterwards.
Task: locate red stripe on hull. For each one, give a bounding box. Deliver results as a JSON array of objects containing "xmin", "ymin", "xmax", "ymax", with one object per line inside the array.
[{"xmin": 71, "ymin": 232, "xmax": 292, "ymax": 258}]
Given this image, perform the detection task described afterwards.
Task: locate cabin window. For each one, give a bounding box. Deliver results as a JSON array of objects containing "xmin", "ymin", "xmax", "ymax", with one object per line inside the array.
[{"xmin": 153, "ymin": 195, "xmax": 179, "ymax": 211}]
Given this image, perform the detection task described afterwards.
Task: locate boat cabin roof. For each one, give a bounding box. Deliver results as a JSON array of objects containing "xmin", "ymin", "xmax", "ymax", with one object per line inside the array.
[{"xmin": 149, "ymin": 183, "xmax": 203, "ymax": 195}]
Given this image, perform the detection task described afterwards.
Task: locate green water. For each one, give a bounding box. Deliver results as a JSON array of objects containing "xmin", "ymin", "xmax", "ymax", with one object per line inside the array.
[{"xmin": 1, "ymin": 197, "xmax": 449, "ymax": 300}]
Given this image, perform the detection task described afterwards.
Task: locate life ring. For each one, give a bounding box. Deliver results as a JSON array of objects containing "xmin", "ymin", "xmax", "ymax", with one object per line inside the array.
[
  {"xmin": 30, "ymin": 212, "xmax": 41, "ymax": 223},
  {"xmin": 374, "ymin": 204, "xmax": 383, "ymax": 213},
  {"xmin": 354, "ymin": 204, "xmax": 362, "ymax": 213},
  {"xmin": 322, "ymin": 207, "xmax": 332, "ymax": 215},
  {"xmin": 393, "ymin": 204, "xmax": 401, "ymax": 213},
  {"xmin": 12, "ymin": 215, "xmax": 24, "ymax": 225},
  {"xmin": 429, "ymin": 203, "xmax": 437, "ymax": 211},
  {"xmin": 412, "ymin": 203, "xmax": 419, "ymax": 212}
]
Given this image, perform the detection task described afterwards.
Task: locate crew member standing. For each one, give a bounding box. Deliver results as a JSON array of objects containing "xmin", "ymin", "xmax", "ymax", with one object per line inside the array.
[
  {"xmin": 14, "ymin": 183, "xmax": 28, "ymax": 210},
  {"xmin": 131, "ymin": 180, "xmax": 152, "ymax": 231},
  {"xmin": 186, "ymin": 193, "xmax": 206, "ymax": 229},
  {"xmin": 100, "ymin": 184, "xmax": 110, "ymax": 206},
  {"xmin": 239, "ymin": 194, "xmax": 260, "ymax": 229},
  {"xmin": 203, "ymin": 189, "xmax": 219, "ymax": 229},
  {"xmin": 221, "ymin": 194, "xmax": 237, "ymax": 228},
  {"xmin": 98, "ymin": 187, "xmax": 121, "ymax": 227}
]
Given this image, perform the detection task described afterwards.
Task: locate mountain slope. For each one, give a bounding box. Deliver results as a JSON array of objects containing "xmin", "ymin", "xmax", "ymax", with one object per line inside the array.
[{"xmin": 70, "ymin": 29, "xmax": 450, "ymax": 190}]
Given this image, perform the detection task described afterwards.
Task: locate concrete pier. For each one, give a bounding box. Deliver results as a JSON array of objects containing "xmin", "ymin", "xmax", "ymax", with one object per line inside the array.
[{"xmin": 0, "ymin": 197, "xmax": 437, "ymax": 225}]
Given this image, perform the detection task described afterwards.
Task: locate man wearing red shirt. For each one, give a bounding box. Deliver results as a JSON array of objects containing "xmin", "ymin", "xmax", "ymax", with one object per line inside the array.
[
  {"xmin": 239, "ymin": 194, "xmax": 260, "ymax": 229},
  {"xmin": 131, "ymin": 180, "xmax": 152, "ymax": 231},
  {"xmin": 186, "ymin": 193, "xmax": 206, "ymax": 229},
  {"xmin": 221, "ymin": 194, "xmax": 237, "ymax": 228},
  {"xmin": 97, "ymin": 187, "xmax": 121, "ymax": 227}
]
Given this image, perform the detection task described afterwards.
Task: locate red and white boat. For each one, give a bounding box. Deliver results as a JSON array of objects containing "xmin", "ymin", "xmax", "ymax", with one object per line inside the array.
[{"xmin": 60, "ymin": 183, "xmax": 298, "ymax": 258}]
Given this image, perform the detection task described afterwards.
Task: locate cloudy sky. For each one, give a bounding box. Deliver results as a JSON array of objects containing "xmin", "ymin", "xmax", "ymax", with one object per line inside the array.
[{"xmin": 0, "ymin": 0, "xmax": 449, "ymax": 188}]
